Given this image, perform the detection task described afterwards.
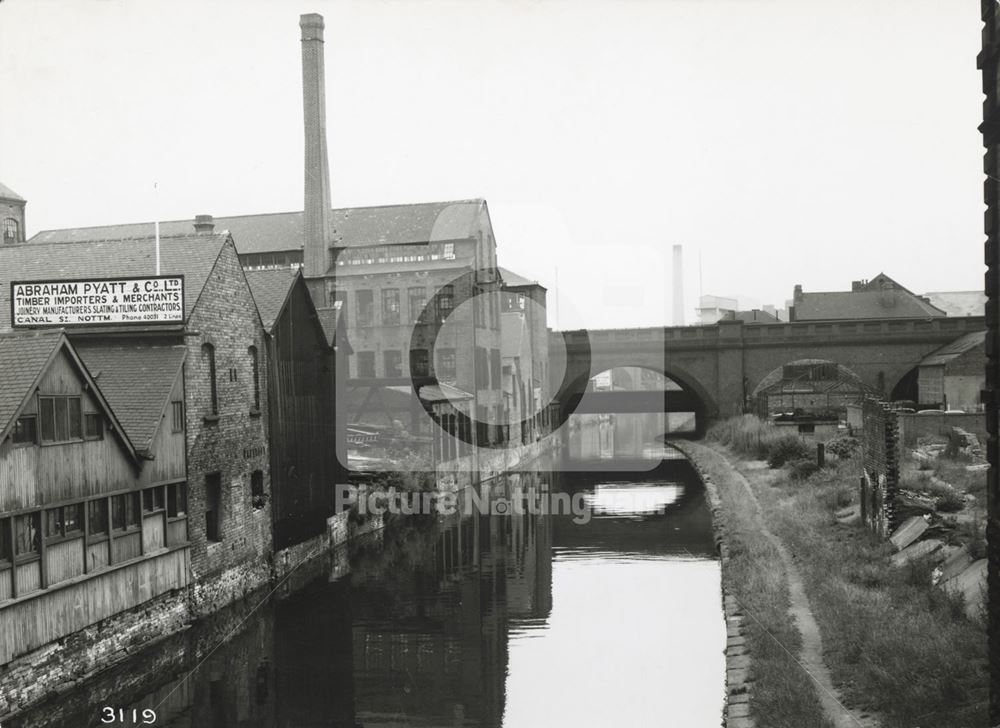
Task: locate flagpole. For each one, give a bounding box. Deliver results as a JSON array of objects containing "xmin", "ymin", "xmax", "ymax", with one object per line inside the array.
[{"xmin": 154, "ymin": 182, "xmax": 161, "ymax": 276}]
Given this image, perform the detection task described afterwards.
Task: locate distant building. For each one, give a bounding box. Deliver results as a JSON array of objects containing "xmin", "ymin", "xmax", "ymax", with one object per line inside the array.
[
  {"xmin": 695, "ymin": 294, "xmax": 738, "ymax": 324},
  {"xmin": 721, "ymin": 309, "xmax": 780, "ymax": 324},
  {"xmin": 922, "ymin": 291, "xmax": 986, "ymax": 318},
  {"xmin": 0, "ymin": 181, "xmax": 25, "ymax": 245},
  {"xmin": 917, "ymin": 330, "xmax": 986, "ymax": 411},
  {"xmin": 789, "ymin": 273, "xmax": 946, "ymax": 321}
]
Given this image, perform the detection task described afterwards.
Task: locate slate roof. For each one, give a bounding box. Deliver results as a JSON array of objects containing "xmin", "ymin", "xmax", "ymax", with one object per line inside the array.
[
  {"xmin": 315, "ymin": 306, "xmax": 352, "ymax": 353},
  {"xmin": 0, "ymin": 182, "xmax": 25, "ymax": 203},
  {"xmin": 499, "ymin": 267, "xmax": 544, "ymax": 289},
  {"xmin": 919, "ymin": 330, "xmax": 987, "ymax": 368},
  {"xmin": 74, "ymin": 342, "xmax": 187, "ymax": 454},
  {"xmin": 793, "ymin": 291, "xmax": 946, "ymax": 320},
  {"xmin": 724, "ymin": 309, "xmax": 780, "ymax": 323},
  {"xmin": 0, "ymin": 330, "xmax": 64, "ymax": 438},
  {"xmin": 244, "ymin": 268, "xmax": 299, "ymax": 332},
  {"xmin": 0, "ymin": 232, "xmax": 230, "ymax": 331},
  {"xmin": 29, "ymin": 200, "xmax": 488, "ymax": 256}
]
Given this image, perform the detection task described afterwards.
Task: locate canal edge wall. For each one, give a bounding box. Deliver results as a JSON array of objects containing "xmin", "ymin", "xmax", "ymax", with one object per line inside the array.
[{"xmin": 668, "ymin": 439, "xmax": 755, "ymax": 728}]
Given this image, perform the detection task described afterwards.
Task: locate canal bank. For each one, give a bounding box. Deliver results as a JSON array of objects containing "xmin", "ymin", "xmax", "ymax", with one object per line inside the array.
[{"xmin": 678, "ymin": 426, "xmax": 990, "ymax": 728}]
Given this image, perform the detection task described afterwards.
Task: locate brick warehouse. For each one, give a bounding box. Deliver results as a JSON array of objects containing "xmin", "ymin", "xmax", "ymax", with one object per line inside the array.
[{"xmin": 0, "ymin": 230, "xmax": 273, "ymax": 617}]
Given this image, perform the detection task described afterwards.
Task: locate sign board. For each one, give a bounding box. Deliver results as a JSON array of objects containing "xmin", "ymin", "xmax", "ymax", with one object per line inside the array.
[{"xmin": 11, "ymin": 276, "xmax": 185, "ymax": 328}]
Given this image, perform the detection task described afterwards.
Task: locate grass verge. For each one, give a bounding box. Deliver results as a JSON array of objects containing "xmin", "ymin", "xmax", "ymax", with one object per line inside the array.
[{"xmin": 709, "ymin": 418, "xmax": 988, "ymax": 728}]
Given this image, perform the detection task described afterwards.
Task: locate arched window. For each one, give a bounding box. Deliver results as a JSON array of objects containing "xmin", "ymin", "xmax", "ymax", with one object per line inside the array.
[
  {"xmin": 202, "ymin": 343, "xmax": 218, "ymax": 415},
  {"xmin": 3, "ymin": 218, "xmax": 18, "ymax": 244},
  {"xmin": 248, "ymin": 345, "xmax": 260, "ymax": 411}
]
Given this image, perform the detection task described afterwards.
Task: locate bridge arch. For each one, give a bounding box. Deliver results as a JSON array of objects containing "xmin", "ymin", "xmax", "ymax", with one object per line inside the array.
[
  {"xmin": 749, "ymin": 358, "xmax": 874, "ymax": 416},
  {"xmin": 558, "ymin": 362, "xmax": 716, "ymax": 436}
]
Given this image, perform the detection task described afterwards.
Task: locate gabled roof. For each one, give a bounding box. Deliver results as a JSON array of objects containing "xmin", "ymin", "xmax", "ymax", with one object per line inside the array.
[
  {"xmin": 724, "ymin": 309, "xmax": 780, "ymax": 323},
  {"xmin": 0, "ymin": 182, "xmax": 25, "ymax": 203},
  {"xmin": 499, "ymin": 267, "xmax": 545, "ymax": 289},
  {"xmin": 244, "ymin": 267, "xmax": 300, "ymax": 332},
  {"xmin": 74, "ymin": 342, "xmax": 186, "ymax": 455},
  {"xmin": 919, "ymin": 330, "xmax": 987, "ymax": 368},
  {"xmin": 0, "ymin": 330, "xmax": 64, "ymax": 440},
  {"xmin": 0, "ymin": 232, "xmax": 231, "ymax": 332},
  {"xmin": 29, "ymin": 199, "xmax": 489, "ymax": 256},
  {"xmin": 0, "ymin": 330, "xmax": 138, "ymax": 460}
]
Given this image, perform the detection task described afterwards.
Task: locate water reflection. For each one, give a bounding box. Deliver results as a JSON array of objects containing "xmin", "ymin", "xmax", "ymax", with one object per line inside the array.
[{"xmin": 9, "ymin": 462, "xmax": 723, "ymax": 728}]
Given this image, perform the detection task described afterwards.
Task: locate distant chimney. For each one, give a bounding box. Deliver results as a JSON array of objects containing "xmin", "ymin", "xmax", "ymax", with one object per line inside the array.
[
  {"xmin": 672, "ymin": 244, "xmax": 684, "ymax": 325},
  {"xmin": 851, "ymin": 280, "xmax": 864, "ymax": 292},
  {"xmin": 193, "ymin": 214, "xmax": 214, "ymax": 234},
  {"xmin": 793, "ymin": 284, "xmax": 803, "ymax": 302},
  {"xmin": 300, "ymin": 13, "xmax": 333, "ymax": 279}
]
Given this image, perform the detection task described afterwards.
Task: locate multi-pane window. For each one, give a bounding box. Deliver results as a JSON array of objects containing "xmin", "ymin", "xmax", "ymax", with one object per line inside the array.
[
  {"xmin": 143, "ymin": 486, "xmax": 166, "ymax": 512},
  {"xmin": 111, "ymin": 492, "xmax": 140, "ymax": 532},
  {"xmin": 408, "ymin": 287, "xmax": 427, "ymax": 324},
  {"xmin": 171, "ymin": 401, "xmax": 184, "ymax": 433},
  {"xmin": 167, "ymin": 482, "xmax": 188, "ymax": 518},
  {"xmin": 356, "ymin": 351, "xmax": 375, "ymax": 378},
  {"xmin": 3, "ymin": 217, "xmax": 18, "ymax": 245},
  {"xmin": 436, "ymin": 285, "xmax": 454, "ymax": 323},
  {"xmin": 436, "ymin": 348, "xmax": 457, "ymax": 382},
  {"xmin": 39, "ymin": 395, "xmax": 82, "ymax": 443},
  {"xmin": 205, "ymin": 473, "xmax": 222, "ymax": 542},
  {"xmin": 356, "ymin": 290, "xmax": 374, "ymax": 327},
  {"xmin": 14, "ymin": 513, "xmax": 39, "ymax": 557},
  {"xmin": 203, "ymin": 343, "xmax": 218, "ymax": 416},
  {"xmin": 409, "ymin": 349, "xmax": 430, "ymax": 378},
  {"xmin": 84, "ymin": 413, "xmax": 103, "ymax": 440},
  {"xmin": 381, "ymin": 289, "xmax": 401, "ymax": 326},
  {"xmin": 12, "ymin": 416, "xmax": 36, "ymax": 445},
  {"xmin": 44, "ymin": 504, "xmax": 83, "ymax": 539},
  {"xmin": 88, "ymin": 499, "xmax": 108, "ymax": 536},
  {"xmin": 384, "ymin": 350, "xmax": 403, "ymax": 378},
  {"xmin": 249, "ymin": 345, "xmax": 261, "ymax": 411}
]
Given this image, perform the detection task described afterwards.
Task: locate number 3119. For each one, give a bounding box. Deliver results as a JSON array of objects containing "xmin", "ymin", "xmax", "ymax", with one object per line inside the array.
[{"xmin": 100, "ymin": 707, "xmax": 157, "ymax": 724}]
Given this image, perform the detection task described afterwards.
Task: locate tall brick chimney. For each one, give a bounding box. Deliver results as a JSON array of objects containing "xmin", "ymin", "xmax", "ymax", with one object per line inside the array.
[{"xmin": 300, "ymin": 13, "xmax": 333, "ymax": 279}]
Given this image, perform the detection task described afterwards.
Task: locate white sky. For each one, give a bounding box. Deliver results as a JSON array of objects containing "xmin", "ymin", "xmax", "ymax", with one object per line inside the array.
[{"xmin": 0, "ymin": 0, "xmax": 985, "ymax": 330}]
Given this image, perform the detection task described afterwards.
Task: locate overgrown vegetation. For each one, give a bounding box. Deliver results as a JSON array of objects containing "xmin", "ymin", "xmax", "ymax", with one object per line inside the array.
[{"xmin": 706, "ymin": 416, "xmax": 989, "ymax": 728}]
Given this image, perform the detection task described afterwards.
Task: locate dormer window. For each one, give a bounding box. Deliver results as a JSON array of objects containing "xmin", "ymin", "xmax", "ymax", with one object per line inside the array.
[{"xmin": 39, "ymin": 395, "xmax": 82, "ymax": 443}]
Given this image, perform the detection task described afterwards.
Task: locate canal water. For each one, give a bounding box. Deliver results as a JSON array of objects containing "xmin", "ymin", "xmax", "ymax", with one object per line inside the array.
[{"xmin": 9, "ymin": 454, "xmax": 725, "ymax": 728}]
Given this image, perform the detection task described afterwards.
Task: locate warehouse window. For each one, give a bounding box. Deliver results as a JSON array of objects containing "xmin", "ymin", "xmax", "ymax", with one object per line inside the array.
[
  {"xmin": 251, "ymin": 470, "xmax": 265, "ymax": 510},
  {"xmin": 39, "ymin": 395, "xmax": 83, "ymax": 443},
  {"xmin": 84, "ymin": 413, "xmax": 104, "ymax": 440},
  {"xmin": 205, "ymin": 473, "xmax": 222, "ymax": 542},
  {"xmin": 248, "ymin": 345, "xmax": 261, "ymax": 411},
  {"xmin": 171, "ymin": 401, "xmax": 184, "ymax": 432},
  {"xmin": 3, "ymin": 218, "xmax": 18, "ymax": 244},
  {"xmin": 202, "ymin": 343, "xmax": 218, "ymax": 416},
  {"xmin": 11, "ymin": 416, "xmax": 36, "ymax": 445}
]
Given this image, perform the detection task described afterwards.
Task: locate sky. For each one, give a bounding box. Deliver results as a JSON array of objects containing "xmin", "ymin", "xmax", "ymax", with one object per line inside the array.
[{"xmin": 0, "ymin": 0, "xmax": 986, "ymax": 330}]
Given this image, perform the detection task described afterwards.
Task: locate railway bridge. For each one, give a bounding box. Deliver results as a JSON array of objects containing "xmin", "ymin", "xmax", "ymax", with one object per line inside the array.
[{"xmin": 550, "ymin": 316, "xmax": 986, "ymax": 432}]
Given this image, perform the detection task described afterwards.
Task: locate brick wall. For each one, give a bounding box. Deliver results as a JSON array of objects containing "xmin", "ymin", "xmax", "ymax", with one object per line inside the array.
[
  {"xmin": 860, "ymin": 397, "xmax": 899, "ymax": 538},
  {"xmin": 184, "ymin": 240, "xmax": 272, "ymax": 614},
  {"xmin": 0, "ymin": 587, "xmax": 188, "ymax": 719},
  {"xmin": 897, "ymin": 411, "xmax": 987, "ymax": 447}
]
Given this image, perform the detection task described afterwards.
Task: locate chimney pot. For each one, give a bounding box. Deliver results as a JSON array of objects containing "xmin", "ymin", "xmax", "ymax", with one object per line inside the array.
[{"xmin": 194, "ymin": 214, "xmax": 214, "ymax": 234}]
